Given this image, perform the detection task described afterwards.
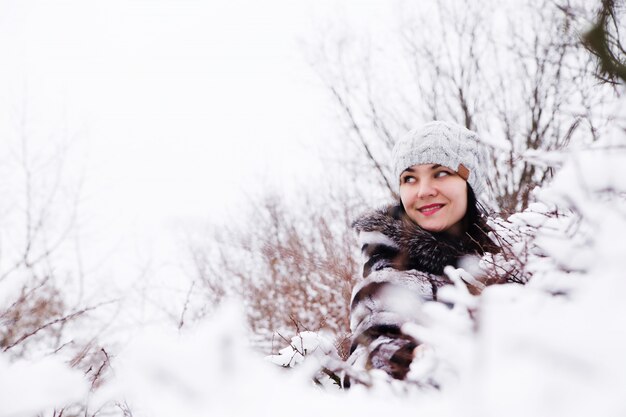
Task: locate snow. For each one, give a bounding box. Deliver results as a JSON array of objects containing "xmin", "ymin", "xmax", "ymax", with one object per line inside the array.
[
  {"xmin": 0, "ymin": 354, "xmax": 88, "ymax": 417},
  {"xmin": 266, "ymin": 330, "xmax": 337, "ymax": 368},
  {"xmin": 91, "ymin": 302, "xmax": 424, "ymax": 416}
]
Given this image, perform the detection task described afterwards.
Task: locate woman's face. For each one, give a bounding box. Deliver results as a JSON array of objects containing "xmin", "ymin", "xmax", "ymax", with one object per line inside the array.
[{"xmin": 399, "ymin": 164, "xmax": 468, "ymax": 236}]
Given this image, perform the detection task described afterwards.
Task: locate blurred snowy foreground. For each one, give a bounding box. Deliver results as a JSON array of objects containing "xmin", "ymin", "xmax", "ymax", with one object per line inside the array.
[{"xmin": 2, "ymin": 129, "xmax": 626, "ymax": 417}]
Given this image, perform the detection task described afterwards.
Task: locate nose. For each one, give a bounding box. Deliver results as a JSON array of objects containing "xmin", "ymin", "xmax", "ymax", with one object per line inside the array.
[{"xmin": 416, "ymin": 178, "xmax": 437, "ymax": 199}]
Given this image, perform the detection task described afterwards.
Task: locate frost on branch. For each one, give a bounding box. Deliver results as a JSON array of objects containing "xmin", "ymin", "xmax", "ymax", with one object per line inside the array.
[
  {"xmin": 266, "ymin": 331, "xmax": 337, "ymax": 368},
  {"xmin": 266, "ymin": 330, "xmax": 344, "ymax": 388}
]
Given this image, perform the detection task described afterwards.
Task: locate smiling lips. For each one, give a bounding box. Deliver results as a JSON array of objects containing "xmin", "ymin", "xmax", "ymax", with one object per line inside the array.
[{"xmin": 418, "ymin": 203, "xmax": 445, "ymax": 216}]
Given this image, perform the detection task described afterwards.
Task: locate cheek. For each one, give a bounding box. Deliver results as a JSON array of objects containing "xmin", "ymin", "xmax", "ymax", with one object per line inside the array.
[
  {"xmin": 452, "ymin": 190, "xmax": 468, "ymax": 219},
  {"xmin": 399, "ymin": 187, "xmax": 413, "ymax": 209},
  {"xmin": 456, "ymin": 198, "xmax": 468, "ymax": 220},
  {"xmin": 445, "ymin": 182, "xmax": 467, "ymax": 217}
]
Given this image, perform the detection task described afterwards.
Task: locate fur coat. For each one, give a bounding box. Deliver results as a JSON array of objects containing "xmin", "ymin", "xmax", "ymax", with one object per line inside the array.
[{"xmin": 347, "ymin": 203, "xmax": 484, "ymax": 382}]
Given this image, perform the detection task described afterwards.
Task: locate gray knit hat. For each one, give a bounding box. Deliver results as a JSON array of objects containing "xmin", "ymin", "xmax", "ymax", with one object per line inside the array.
[{"xmin": 392, "ymin": 121, "xmax": 489, "ymax": 196}]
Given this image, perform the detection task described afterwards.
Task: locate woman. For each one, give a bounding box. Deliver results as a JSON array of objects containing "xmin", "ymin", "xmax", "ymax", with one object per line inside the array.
[{"xmin": 347, "ymin": 121, "xmax": 500, "ymax": 383}]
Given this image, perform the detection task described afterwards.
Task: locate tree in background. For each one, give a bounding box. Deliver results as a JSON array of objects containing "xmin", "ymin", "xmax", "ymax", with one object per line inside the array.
[
  {"xmin": 0, "ymin": 105, "xmax": 113, "ymax": 409},
  {"xmin": 309, "ymin": 0, "xmax": 620, "ymax": 213},
  {"xmin": 188, "ymin": 189, "xmax": 361, "ymax": 357}
]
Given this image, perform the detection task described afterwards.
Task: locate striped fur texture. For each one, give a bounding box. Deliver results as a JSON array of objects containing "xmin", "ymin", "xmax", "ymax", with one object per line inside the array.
[{"xmin": 347, "ymin": 203, "xmax": 481, "ymax": 382}]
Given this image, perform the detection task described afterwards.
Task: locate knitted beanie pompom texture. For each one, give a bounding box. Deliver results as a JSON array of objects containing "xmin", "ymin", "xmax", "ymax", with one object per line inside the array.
[{"xmin": 392, "ymin": 121, "xmax": 489, "ymax": 196}]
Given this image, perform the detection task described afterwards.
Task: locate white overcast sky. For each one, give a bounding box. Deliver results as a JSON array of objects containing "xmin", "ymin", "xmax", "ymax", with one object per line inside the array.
[{"xmin": 0, "ymin": 0, "xmax": 399, "ymax": 314}]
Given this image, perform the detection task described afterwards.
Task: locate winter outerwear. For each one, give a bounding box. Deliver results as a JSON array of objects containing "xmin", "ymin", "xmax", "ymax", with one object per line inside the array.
[
  {"xmin": 347, "ymin": 203, "xmax": 485, "ymax": 382},
  {"xmin": 392, "ymin": 121, "xmax": 489, "ymax": 196}
]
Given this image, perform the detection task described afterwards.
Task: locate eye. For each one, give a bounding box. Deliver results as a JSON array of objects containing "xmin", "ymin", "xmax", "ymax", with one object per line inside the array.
[
  {"xmin": 434, "ymin": 170, "xmax": 452, "ymax": 179},
  {"xmin": 401, "ymin": 175, "xmax": 416, "ymax": 184}
]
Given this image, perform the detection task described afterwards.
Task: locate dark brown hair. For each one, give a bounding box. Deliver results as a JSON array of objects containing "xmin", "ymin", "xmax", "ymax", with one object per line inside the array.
[{"xmin": 461, "ymin": 186, "xmax": 501, "ymax": 255}]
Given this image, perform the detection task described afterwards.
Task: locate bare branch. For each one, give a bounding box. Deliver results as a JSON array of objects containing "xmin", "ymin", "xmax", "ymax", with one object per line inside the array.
[{"xmin": 3, "ymin": 301, "xmax": 112, "ymax": 352}]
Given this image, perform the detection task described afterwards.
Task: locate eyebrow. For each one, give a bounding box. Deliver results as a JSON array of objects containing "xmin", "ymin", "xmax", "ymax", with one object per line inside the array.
[{"xmin": 402, "ymin": 164, "xmax": 442, "ymax": 174}]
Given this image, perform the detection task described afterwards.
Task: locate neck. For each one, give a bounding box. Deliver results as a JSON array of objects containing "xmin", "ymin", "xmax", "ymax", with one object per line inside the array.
[{"xmin": 444, "ymin": 221, "xmax": 465, "ymax": 238}]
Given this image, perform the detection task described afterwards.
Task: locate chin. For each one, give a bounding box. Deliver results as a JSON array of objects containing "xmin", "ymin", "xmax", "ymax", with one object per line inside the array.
[{"xmin": 419, "ymin": 224, "xmax": 446, "ymax": 233}]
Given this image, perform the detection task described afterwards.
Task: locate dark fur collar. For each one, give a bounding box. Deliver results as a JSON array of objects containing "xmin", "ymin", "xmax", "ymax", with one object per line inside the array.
[{"xmin": 352, "ymin": 203, "xmax": 481, "ymax": 275}]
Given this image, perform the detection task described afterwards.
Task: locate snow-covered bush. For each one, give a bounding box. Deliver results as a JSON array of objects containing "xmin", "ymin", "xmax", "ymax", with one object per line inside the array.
[
  {"xmin": 266, "ymin": 330, "xmax": 347, "ymax": 388},
  {"xmin": 0, "ymin": 353, "xmax": 89, "ymax": 417}
]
